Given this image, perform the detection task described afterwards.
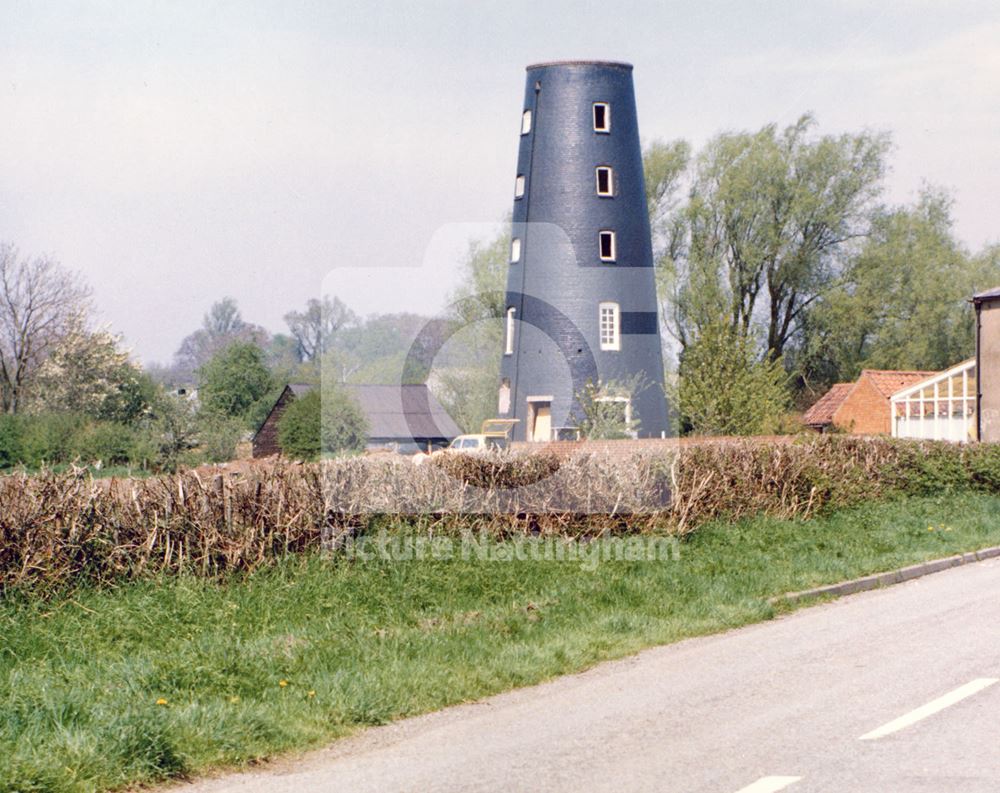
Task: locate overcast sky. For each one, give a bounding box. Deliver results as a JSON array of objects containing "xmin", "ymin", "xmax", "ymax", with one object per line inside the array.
[{"xmin": 2, "ymin": 0, "xmax": 998, "ymax": 364}]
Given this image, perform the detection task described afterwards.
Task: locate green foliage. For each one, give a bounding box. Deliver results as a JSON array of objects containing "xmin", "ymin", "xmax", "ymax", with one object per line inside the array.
[
  {"xmin": 575, "ymin": 376, "xmax": 645, "ymax": 439},
  {"xmin": 196, "ymin": 413, "xmax": 245, "ymax": 464},
  {"xmin": 3, "ymin": 493, "xmax": 1000, "ymax": 790},
  {"xmin": 433, "ymin": 224, "xmax": 509, "ymax": 432},
  {"xmin": 0, "ymin": 416, "xmax": 23, "ymax": 469},
  {"xmin": 676, "ymin": 322, "xmax": 790, "ymax": 435},
  {"xmin": 197, "ymin": 342, "xmax": 275, "ymax": 422},
  {"xmin": 799, "ymin": 188, "xmax": 999, "ymax": 387},
  {"xmin": 320, "ymin": 386, "xmax": 369, "ymax": 455},
  {"xmin": 278, "ymin": 391, "xmax": 321, "ymax": 460},
  {"xmin": 277, "ymin": 386, "xmax": 369, "ymax": 461}
]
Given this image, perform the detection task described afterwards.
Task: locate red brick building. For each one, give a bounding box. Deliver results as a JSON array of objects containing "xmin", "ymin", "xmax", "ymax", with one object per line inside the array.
[{"xmin": 804, "ymin": 370, "xmax": 935, "ymax": 435}]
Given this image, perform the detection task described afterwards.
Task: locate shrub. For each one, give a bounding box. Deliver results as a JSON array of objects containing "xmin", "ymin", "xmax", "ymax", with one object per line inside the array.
[
  {"xmin": 278, "ymin": 390, "xmax": 321, "ymax": 461},
  {"xmin": 278, "ymin": 386, "xmax": 368, "ymax": 461},
  {"xmin": 71, "ymin": 422, "xmax": 140, "ymax": 467},
  {"xmin": 0, "ymin": 415, "xmax": 23, "ymax": 469}
]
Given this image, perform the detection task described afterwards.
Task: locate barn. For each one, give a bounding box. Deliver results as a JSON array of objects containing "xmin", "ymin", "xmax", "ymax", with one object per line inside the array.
[
  {"xmin": 803, "ymin": 370, "xmax": 936, "ymax": 435},
  {"xmin": 252, "ymin": 383, "xmax": 461, "ymax": 458}
]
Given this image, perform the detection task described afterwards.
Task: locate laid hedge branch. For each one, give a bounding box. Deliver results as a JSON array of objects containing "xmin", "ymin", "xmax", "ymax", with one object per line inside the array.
[{"xmin": 2, "ymin": 436, "xmax": 999, "ymax": 591}]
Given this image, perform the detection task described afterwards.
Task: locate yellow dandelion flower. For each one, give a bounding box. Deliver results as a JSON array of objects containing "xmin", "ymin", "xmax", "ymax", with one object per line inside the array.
[
  {"xmin": 156, "ymin": 698, "xmax": 168, "ymax": 706},
  {"xmin": 229, "ymin": 696, "xmax": 240, "ymax": 704},
  {"xmin": 279, "ymin": 680, "xmax": 288, "ymax": 688},
  {"xmin": 308, "ymin": 690, "xmax": 316, "ymax": 698}
]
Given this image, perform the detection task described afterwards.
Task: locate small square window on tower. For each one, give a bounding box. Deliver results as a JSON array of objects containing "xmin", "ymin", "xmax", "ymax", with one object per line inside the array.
[
  {"xmin": 599, "ymin": 302, "xmax": 620, "ymax": 351},
  {"xmin": 595, "ymin": 166, "xmax": 613, "ymax": 196},
  {"xmin": 598, "ymin": 230, "xmax": 616, "ymax": 262},
  {"xmin": 521, "ymin": 110, "xmax": 532, "ymax": 135},
  {"xmin": 593, "ymin": 102, "xmax": 610, "ymax": 132},
  {"xmin": 514, "ymin": 174, "xmax": 525, "ymax": 198},
  {"xmin": 511, "ymin": 238, "xmax": 522, "ymax": 263}
]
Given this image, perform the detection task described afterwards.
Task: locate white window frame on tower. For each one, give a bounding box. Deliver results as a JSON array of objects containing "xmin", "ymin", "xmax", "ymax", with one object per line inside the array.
[
  {"xmin": 521, "ymin": 110, "xmax": 532, "ymax": 135},
  {"xmin": 593, "ymin": 102, "xmax": 610, "ymax": 132},
  {"xmin": 595, "ymin": 166, "xmax": 614, "ymax": 196},
  {"xmin": 505, "ymin": 307, "xmax": 516, "ymax": 355},
  {"xmin": 598, "ymin": 230, "xmax": 616, "ymax": 262},
  {"xmin": 514, "ymin": 174, "xmax": 525, "ymax": 198},
  {"xmin": 510, "ymin": 238, "xmax": 521, "ymax": 263},
  {"xmin": 599, "ymin": 301, "xmax": 620, "ymax": 351}
]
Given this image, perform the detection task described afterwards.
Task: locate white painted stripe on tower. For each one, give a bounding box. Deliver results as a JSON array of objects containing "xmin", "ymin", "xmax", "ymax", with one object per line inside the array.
[
  {"xmin": 732, "ymin": 776, "xmax": 802, "ymax": 793},
  {"xmin": 858, "ymin": 677, "xmax": 998, "ymax": 740}
]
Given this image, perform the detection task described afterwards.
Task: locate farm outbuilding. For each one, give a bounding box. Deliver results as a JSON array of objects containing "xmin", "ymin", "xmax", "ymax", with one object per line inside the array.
[
  {"xmin": 252, "ymin": 383, "xmax": 460, "ymax": 458},
  {"xmin": 803, "ymin": 370, "xmax": 935, "ymax": 435}
]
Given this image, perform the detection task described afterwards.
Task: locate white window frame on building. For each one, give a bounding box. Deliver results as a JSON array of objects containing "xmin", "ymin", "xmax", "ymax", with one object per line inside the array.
[
  {"xmin": 592, "ymin": 102, "xmax": 610, "ymax": 133},
  {"xmin": 514, "ymin": 174, "xmax": 525, "ymax": 198},
  {"xmin": 505, "ymin": 307, "xmax": 516, "ymax": 355},
  {"xmin": 598, "ymin": 230, "xmax": 616, "ymax": 262},
  {"xmin": 890, "ymin": 359, "xmax": 977, "ymax": 443},
  {"xmin": 510, "ymin": 238, "xmax": 521, "ymax": 263},
  {"xmin": 595, "ymin": 166, "xmax": 614, "ymax": 196},
  {"xmin": 599, "ymin": 301, "xmax": 620, "ymax": 351},
  {"xmin": 595, "ymin": 395, "xmax": 635, "ymax": 439},
  {"xmin": 521, "ymin": 110, "xmax": 532, "ymax": 135}
]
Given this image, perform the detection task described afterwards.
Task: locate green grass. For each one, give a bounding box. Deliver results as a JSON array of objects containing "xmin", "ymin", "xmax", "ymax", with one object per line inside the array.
[{"xmin": 2, "ymin": 493, "xmax": 999, "ymax": 792}]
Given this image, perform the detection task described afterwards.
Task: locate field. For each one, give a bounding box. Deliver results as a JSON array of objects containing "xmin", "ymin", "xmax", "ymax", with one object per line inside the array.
[{"xmin": 3, "ymin": 492, "xmax": 1000, "ymax": 792}]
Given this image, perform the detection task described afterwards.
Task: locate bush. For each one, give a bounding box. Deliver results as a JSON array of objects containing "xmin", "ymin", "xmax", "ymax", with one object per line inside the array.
[
  {"xmin": 196, "ymin": 413, "xmax": 245, "ymax": 463},
  {"xmin": 19, "ymin": 413, "xmax": 85, "ymax": 466},
  {"xmin": 278, "ymin": 390, "xmax": 321, "ymax": 461},
  {"xmin": 71, "ymin": 422, "xmax": 140, "ymax": 467},
  {"xmin": 278, "ymin": 386, "xmax": 368, "ymax": 461},
  {"xmin": 0, "ymin": 415, "xmax": 23, "ymax": 469}
]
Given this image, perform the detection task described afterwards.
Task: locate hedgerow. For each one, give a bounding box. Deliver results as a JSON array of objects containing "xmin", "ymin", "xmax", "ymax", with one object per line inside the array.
[{"xmin": 2, "ymin": 436, "xmax": 1000, "ymax": 591}]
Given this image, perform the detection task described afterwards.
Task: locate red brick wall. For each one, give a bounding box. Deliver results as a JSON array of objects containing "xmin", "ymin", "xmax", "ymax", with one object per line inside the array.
[{"xmin": 832, "ymin": 376, "xmax": 890, "ymax": 435}]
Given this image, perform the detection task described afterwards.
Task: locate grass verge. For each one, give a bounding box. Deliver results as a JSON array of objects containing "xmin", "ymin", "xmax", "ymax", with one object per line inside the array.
[{"xmin": 2, "ymin": 493, "xmax": 999, "ymax": 791}]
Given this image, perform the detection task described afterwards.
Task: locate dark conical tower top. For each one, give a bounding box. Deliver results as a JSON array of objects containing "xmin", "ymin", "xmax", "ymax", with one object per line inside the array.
[{"xmin": 497, "ymin": 60, "xmax": 669, "ymax": 441}]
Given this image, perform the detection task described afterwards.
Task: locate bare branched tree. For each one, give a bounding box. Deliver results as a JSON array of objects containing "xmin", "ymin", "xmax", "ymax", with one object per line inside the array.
[
  {"xmin": 284, "ymin": 295, "xmax": 356, "ymax": 362},
  {"xmin": 0, "ymin": 243, "xmax": 92, "ymax": 413}
]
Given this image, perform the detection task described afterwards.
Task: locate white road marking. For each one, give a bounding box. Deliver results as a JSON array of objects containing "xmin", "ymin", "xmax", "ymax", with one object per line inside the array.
[
  {"xmin": 733, "ymin": 776, "xmax": 802, "ymax": 793},
  {"xmin": 859, "ymin": 677, "xmax": 999, "ymax": 740}
]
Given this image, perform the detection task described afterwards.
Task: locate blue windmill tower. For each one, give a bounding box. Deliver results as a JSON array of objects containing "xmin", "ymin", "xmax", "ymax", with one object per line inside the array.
[{"xmin": 498, "ymin": 60, "xmax": 669, "ymax": 442}]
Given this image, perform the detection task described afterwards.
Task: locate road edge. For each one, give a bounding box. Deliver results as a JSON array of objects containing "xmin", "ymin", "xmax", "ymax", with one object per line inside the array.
[{"xmin": 771, "ymin": 545, "xmax": 1000, "ymax": 605}]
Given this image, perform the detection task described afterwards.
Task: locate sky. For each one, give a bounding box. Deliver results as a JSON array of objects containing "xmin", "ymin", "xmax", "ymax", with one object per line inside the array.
[{"xmin": 2, "ymin": 0, "xmax": 999, "ymax": 364}]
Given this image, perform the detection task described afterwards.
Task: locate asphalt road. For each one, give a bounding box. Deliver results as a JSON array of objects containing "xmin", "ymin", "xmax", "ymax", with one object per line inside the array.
[{"xmin": 185, "ymin": 558, "xmax": 1000, "ymax": 793}]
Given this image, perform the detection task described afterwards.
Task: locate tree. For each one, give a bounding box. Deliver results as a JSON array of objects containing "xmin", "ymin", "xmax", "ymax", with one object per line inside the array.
[
  {"xmin": 657, "ymin": 116, "xmax": 890, "ymax": 363},
  {"xmin": 284, "ymin": 296, "xmax": 357, "ymax": 363},
  {"xmin": 197, "ymin": 342, "xmax": 275, "ymax": 421},
  {"xmin": 173, "ymin": 298, "xmax": 270, "ymax": 379},
  {"xmin": 27, "ymin": 317, "xmax": 153, "ymax": 423},
  {"xmin": 433, "ymin": 225, "xmax": 509, "ymax": 432},
  {"xmin": 675, "ymin": 321, "xmax": 790, "ymax": 436},
  {"xmin": 797, "ymin": 188, "xmax": 997, "ymax": 389},
  {"xmin": 277, "ymin": 386, "xmax": 368, "ymax": 460},
  {"xmin": 0, "ymin": 244, "xmax": 92, "ymax": 413}
]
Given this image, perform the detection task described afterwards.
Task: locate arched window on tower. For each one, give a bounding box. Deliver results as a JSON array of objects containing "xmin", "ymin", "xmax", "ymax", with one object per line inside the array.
[
  {"xmin": 510, "ymin": 238, "xmax": 522, "ymax": 263},
  {"xmin": 521, "ymin": 110, "xmax": 532, "ymax": 135},
  {"xmin": 515, "ymin": 174, "xmax": 525, "ymax": 198}
]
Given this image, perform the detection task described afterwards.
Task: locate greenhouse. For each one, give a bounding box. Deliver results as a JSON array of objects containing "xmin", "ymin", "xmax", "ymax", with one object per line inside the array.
[{"xmin": 890, "ymin": 359, "xmax": 977, "ymax": 442}]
